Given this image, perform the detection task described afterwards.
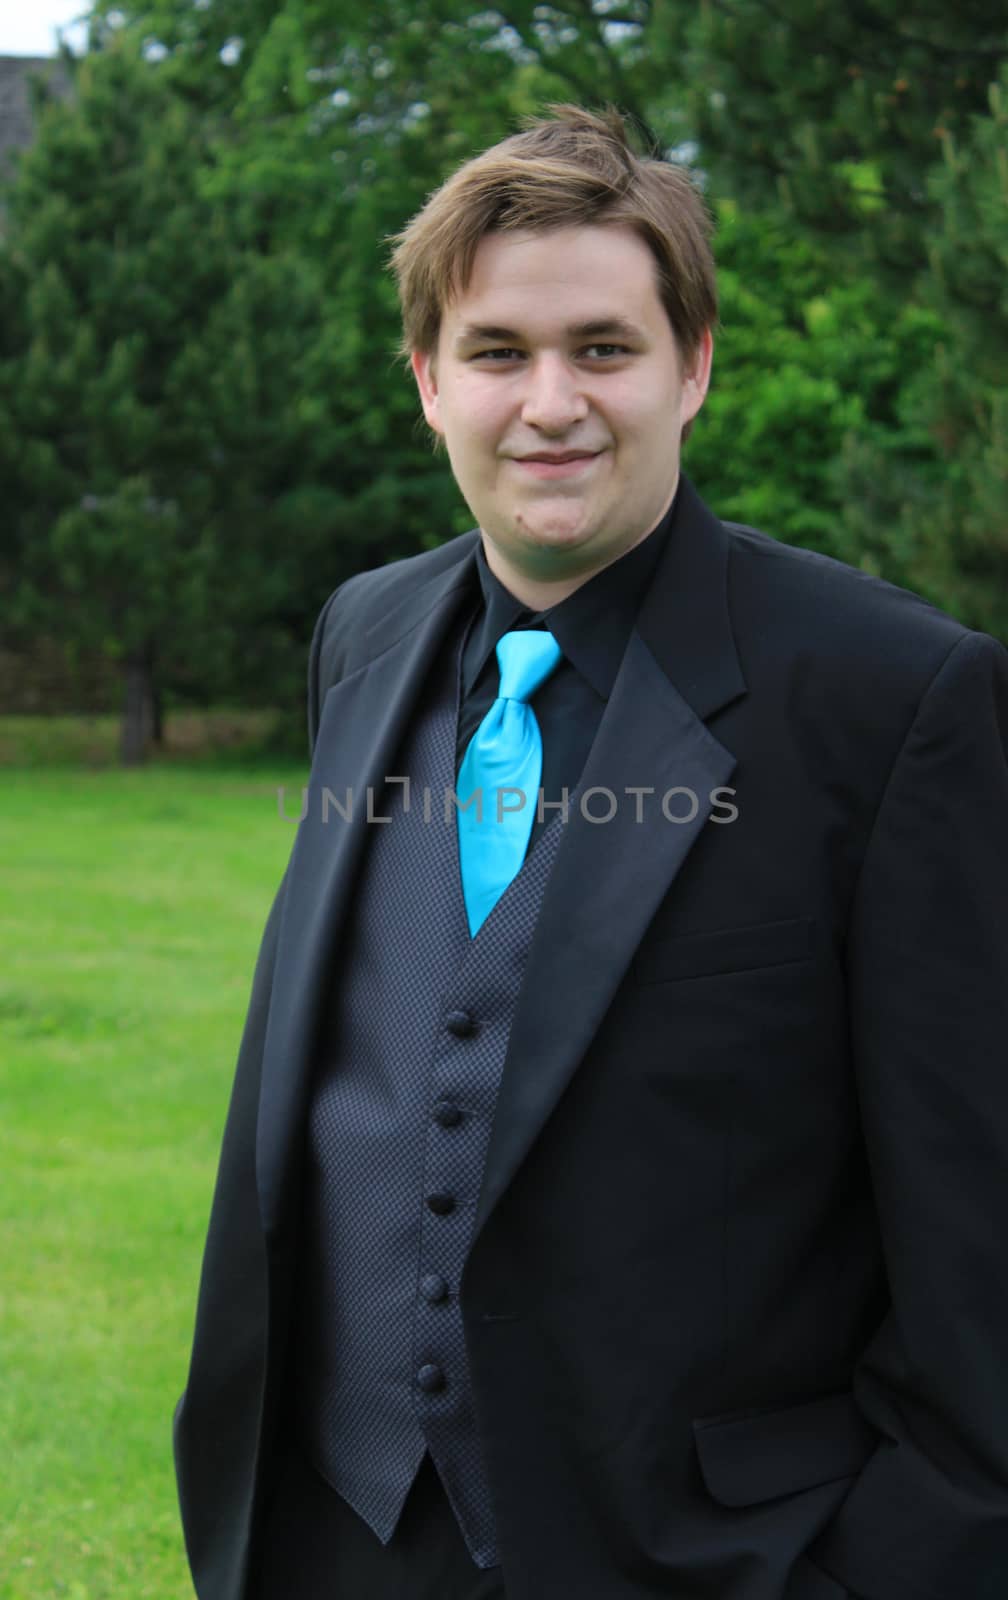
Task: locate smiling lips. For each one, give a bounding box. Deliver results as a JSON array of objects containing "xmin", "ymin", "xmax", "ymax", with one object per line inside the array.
[{"xmin": 511, "ymin": 450, "xmax": 602, "ymax": 477}]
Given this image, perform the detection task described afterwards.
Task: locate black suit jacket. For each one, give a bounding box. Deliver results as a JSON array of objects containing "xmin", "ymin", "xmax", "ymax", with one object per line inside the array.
[{"xmin": 174, "ymin": 478, "xmax": 1008, "ymax": 1600}]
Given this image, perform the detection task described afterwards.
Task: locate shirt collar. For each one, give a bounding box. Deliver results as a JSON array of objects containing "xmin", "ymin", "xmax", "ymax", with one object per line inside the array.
[{"xmin": 467, "ymin": 484, "xmax": 679, "ymax": 701}]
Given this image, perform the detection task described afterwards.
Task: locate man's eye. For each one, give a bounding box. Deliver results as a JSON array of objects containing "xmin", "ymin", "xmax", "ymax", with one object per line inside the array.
[{"xmin": 469, "ymin": 345, "xmax": 630, "ymax": 362}]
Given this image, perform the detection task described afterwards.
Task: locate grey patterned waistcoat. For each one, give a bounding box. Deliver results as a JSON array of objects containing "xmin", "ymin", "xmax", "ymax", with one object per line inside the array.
[{"xmin": 293, "ymin": 620, "xmax": 571, "ymax": 1569}]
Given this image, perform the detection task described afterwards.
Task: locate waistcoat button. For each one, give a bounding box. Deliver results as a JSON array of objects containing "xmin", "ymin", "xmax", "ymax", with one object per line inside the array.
[
  {"xmin": 420, "ymin": 1273, "xmax": 449, "ymax": 1303},
  {"xmin": 446, "ymin": 1009, "xmax": 475, "ymax": 1037},
  {"xmin": 434, "ymin": 1101, "xmax": 463, "ymax": 1128},
  {"xmin": 416, "ymin": 1362, "xmax": 446, "ymax": 1393},
  {"xmin": 427, "ymin": 1192, "xmax": 456, "ymax": 1216}
]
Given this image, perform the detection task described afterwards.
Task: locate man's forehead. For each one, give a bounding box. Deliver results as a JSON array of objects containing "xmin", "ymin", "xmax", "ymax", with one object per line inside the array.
[{"xmin": 439, "ymin": 225, "xmax": 668, "ymax": 349}]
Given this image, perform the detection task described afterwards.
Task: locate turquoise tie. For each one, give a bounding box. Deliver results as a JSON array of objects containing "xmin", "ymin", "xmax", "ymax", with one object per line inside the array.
[{"xmin": 457, "ymin": 629, "xmax": 563, "ymax": 937}]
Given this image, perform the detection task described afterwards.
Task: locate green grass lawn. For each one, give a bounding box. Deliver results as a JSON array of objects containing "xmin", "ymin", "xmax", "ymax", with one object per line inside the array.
[{"xmin": 0, "ymin": 746, "xmax": 308, "ymax": 1598}]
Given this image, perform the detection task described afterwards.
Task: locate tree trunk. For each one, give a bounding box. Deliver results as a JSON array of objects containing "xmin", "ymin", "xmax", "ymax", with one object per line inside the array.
[
  {"xmin": 150, "ymin": 676, "xmax": 164, "ymax": 745},
  {"xmin": 120, "ymin": 647, "xmax": 154, "ymax": 766}
]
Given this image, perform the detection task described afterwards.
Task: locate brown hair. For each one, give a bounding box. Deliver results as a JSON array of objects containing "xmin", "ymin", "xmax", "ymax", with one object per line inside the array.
[{"xmin": 387, "ymin": 102, "xmax": 718, "ymax": 378}]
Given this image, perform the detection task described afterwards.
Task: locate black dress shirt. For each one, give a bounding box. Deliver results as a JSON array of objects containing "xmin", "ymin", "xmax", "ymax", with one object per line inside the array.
[{"xmin": 455, "ymin": 485, "xmax": 680, "ymax": 857}]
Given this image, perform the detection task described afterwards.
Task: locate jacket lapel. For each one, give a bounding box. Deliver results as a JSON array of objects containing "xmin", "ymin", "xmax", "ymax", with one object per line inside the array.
[
  {"xmin": 257, "ymin": 552, "xmax": 479, "ymax": 1234},
  {"xmin": 471, "ymin": 478, "xmax": 746, "ymax": 1244}
]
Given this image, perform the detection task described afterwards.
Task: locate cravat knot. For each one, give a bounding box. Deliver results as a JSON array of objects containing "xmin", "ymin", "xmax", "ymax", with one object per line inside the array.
[{"xmin": 495, "ymin": 629, "xmax": 563, "ymax": 703}]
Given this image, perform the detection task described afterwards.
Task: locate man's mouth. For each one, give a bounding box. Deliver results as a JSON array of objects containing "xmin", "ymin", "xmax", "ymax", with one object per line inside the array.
[{"xmin": 511, "ymin": 451, "xmax": 602, "ymax": 477}]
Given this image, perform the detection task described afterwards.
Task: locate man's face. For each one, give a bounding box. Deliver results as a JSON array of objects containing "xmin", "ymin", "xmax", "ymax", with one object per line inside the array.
[{"xmin": 411, "ymin": 224, "xmax": 712, "ymax": 601}]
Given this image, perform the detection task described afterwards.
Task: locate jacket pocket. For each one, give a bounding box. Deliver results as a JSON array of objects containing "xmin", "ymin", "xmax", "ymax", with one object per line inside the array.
[
  {"xmin": 692, "ymin": 1389, "xmax": 878, "ymax": 1508},
  {"xmin": 633, "ymin": 916, "xmax": 814, "ymax": 985}
]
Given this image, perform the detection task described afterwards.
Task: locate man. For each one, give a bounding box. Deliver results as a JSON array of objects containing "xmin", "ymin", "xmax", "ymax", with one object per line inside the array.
[{"xmin": 174, "ymin": 104, "xmax": 1008, "ymax": 1600}]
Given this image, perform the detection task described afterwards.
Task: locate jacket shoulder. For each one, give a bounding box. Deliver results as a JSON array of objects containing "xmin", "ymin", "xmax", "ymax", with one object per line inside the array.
[
  {"xmin": 346, "ymin": 528, "xmax": 479, "ymax": 603},
  {"xmin": 307, "ymin": 530, "xmax": 480, "ymax": 740},
  {"xmin": 722, "ymin": 518, "xmax": 971, "ymax": 692}
]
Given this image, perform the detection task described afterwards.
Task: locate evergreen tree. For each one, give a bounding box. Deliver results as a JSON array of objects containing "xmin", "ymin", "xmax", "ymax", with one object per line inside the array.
[
  {"xmin": 1, "ymin": 33, "xmax": 355, "ymax": 759},
  {"xmin": 836, "ymin": 67, "xmax": 1008, "ymax": 636}
]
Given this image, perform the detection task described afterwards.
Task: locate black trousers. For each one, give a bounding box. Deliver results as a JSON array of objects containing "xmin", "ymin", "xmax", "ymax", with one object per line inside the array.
[{"xmin": 253, "ymin": 1443, "xmax": 508, "ymax": 1600}]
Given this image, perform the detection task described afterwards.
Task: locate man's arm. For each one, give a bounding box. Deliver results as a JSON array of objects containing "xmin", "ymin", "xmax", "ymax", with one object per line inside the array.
[{"xmin": 811, "ymin": 630, "xmax": 1008, "ymax": 1600}]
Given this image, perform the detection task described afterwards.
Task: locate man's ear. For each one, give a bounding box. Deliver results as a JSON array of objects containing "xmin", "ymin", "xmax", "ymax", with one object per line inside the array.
[
  {"xmin": 681, "ymin": 328, "xmax": 714, "ymax": 428},
  {"xmin": 410, "ymin": 350, "xmax": 444, "ymax": 437}
]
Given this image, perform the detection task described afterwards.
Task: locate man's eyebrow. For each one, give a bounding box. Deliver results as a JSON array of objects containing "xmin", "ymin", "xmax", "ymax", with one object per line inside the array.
[{"xmin": 454, "ymin": 318, "xmax": 646, "ymax": 346}]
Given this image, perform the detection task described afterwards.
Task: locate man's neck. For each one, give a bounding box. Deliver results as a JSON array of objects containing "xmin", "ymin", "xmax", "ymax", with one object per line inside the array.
[{"xmin": 479, "ymin": 546, "xmax": 596, "ymax": 612}]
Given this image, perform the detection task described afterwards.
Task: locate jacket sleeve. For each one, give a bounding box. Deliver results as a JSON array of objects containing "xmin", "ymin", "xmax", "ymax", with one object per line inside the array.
[
  {"xmin": 172, "ymin": 862, "xmax": 289, "ymax": 1600},
  {"xmin": 174, "ymin": 587, "xmax": 343, "ymax": 1598},
  {"xmin": 810, "ymin": 630, "xmax": 1008, "ymax": 1600}
]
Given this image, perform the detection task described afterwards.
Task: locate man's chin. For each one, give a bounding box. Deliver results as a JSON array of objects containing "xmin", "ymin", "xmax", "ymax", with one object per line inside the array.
[{"xmin": 509, "ymin": 506, "xmax": 603, "ymax": 549}]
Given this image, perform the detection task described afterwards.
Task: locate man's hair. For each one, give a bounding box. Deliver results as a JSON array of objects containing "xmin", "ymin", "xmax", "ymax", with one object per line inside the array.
[{"xmin": 387, "ymin": 103, "xmax": 718, "ymax": 375}]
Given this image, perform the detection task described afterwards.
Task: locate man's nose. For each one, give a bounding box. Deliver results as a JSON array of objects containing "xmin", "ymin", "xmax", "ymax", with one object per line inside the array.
[{"xmin": 519, "ymin": 355, "xmax": 589, "ymax": 431}]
